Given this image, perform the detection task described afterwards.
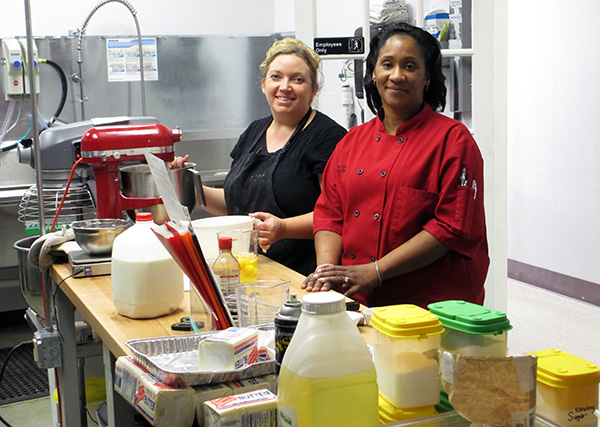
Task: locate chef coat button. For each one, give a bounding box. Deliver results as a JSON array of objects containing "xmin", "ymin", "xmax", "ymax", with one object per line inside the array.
[
  {"xmin": 370, "ymin": 257, "xmax": 375, "ymax": 262},
  {"xmin": 350, "ymin": 252, "xmax": 356, "ymax": 259},
  {"xmin": 398, "ymin": 137, "xmax": 404, "ymax": 143},
  {"xmin": 354, "ymin": 210, "xmax": 360, "ymax": 217},
  {"xmin": 376, "ymin": 135, "xmax": 381, "ymax": 142},
  {"xmin": 357, "ymin": 169, "xmax": 364, "ymax": 175},
  {"xmin": 374, "ymin": 213, "xmax": 380, "ymax": 220},
  {"xmin": 380, "ymin": 171, "xmax": 386, "ymax": 177}
]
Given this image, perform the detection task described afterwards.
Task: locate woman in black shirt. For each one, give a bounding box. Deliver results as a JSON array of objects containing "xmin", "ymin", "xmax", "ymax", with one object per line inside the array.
[{"xmin": 174, "ymin": 38, "xmax": 346, "ymax": 275}]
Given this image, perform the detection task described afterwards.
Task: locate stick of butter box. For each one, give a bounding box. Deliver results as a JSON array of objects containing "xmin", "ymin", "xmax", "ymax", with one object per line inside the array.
[
  {"xmin": 204, "ymin": 389, "xmax": 277, "ymax": 427},
  {"xmin": 198, "ymin": 327, "xmax": 258, "ymax": 371},
  {"xmin": 194, "ymin": 375, "xmax": 277, "ymax": 426},
  {"xmin": 115, "ymin": 356, "xmax": 195, "ymax": 427}
]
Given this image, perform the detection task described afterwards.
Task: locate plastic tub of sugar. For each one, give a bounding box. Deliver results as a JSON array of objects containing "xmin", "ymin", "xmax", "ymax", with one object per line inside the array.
[
  {"xmin": 370, "ymin": 304, "xmax": 444, "ymax": 408},
  {"xmin": 378, "ymin": 394, "xmax": 437, "ymax": 424},
  {"xmin": 428, "ymin": 300, "xmax": 512, "ymax": 357},
  {"xmin": 527, "ymin": 349, "xmax": 599, "ymax": 427}
]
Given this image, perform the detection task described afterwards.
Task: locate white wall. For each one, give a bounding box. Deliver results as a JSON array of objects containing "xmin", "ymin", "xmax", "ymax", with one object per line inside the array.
[
  {"xmin": 0, "ymin": 0, "xmax": 278, "ymax": 38},
  {"xmin": 507, "ymin": 0, "xmax": 600, "ymax": 285}
]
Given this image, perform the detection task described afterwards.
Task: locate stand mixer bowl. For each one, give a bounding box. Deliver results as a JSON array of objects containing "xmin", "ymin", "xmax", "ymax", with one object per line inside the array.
[{"xmin": 119, "ymin": 162, "xmax": 199, "ymax": 224}]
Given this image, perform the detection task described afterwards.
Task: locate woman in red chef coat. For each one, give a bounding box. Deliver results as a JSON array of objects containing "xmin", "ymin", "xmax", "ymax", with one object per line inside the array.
[{"xmin": 301, "ymin": 23, "xmax": 489, "ymax": 308}]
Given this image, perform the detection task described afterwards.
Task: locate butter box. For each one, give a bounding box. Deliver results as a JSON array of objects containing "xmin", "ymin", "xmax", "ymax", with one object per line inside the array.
[
  {"xmin": 194, "ymin": 375, "xmax": 278, "ymax": 426},
  {"xmin": 198, "ymin": 327, "xmax": 258, "ymax": 371},
  {"xmin": 194, "ymin": 383, "xmax": 233, "ymax": 427},
  {"xmin": 227, "ymin": 374, "xmax": 277, "ymax": 395},
  {"xmin": 115, "ymin": 356, "xmax": 195, "ymax": 427},
  {"xmin": 204, "ymin": 389, "xmax": 277, "ymax": 427}
]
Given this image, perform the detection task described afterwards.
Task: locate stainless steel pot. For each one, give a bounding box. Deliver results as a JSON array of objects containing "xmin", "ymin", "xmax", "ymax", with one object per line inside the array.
[
  {"xmin": 119, "ymin": 162, "xmax": 205, "ymax": 224},
  {"xmin": 13, "ymin": 236, "xmax": 45, "ymax": 316}
]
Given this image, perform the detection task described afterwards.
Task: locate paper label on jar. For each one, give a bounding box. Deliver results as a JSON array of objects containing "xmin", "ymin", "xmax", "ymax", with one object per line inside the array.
[{"xmin": 278, "ymin": 405, "xmax": 298, "ymax": 427}]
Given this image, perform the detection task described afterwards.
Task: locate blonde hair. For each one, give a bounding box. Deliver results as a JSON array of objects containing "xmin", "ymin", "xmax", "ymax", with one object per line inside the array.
[{"xmin": 260, "ymin": 38, "xmax": 321, "ymax": 88}]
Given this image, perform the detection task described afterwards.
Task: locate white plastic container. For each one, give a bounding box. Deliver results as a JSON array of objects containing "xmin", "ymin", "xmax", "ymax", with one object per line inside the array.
[
  {"xmin": 428, "ymin": 300, "xmax": 512, "ymax": 357},
  {"xmin": 371, "ymin": 304, "xmax": 444, "ymax": 409},
  {"xmin": 528, "ymin": 349, "xmax": 600, "ymax": 427},
  {"xmin": 111, "ymin": 212, "xmax": 184, "ymax": 318},
  {"xmin": 277, "ymin": 292, "xmax": 379, "ymax": 427},
  {"xmin": 191, "ymin": 215, "xmax": 254, "ymax": 261}
]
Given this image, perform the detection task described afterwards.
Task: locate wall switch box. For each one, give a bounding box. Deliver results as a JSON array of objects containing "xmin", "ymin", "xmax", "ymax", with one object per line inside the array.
[{"xmin": 1, "ymin": 38, "xmax": 25, "ymax": 100}]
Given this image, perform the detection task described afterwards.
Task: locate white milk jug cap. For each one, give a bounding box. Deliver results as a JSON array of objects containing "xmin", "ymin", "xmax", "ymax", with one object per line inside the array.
[{"xmin": 301, "ymin": 292, "xmax": 346, "ymax": 315}]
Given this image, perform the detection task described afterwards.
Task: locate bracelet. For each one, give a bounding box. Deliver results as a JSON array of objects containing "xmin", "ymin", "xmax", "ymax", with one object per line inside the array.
[{"xmin": 374, "ymin": 260, "xmax": 383, "ymax": 287}]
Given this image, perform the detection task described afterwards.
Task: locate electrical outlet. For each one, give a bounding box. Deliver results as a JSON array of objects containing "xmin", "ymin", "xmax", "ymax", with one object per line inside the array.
[{"xmin": 33, "ymin": 327, "xmax": 62, "ymax": 369}]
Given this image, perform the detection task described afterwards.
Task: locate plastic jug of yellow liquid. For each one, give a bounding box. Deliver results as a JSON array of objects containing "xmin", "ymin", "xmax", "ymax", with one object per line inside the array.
[
  {"xmin": 111, "ymin": 212, "xmax": 184, "ymax": 318},
  {"xmin": 277, "ymin": 292, "xmax": 379, "ymax": 427}
]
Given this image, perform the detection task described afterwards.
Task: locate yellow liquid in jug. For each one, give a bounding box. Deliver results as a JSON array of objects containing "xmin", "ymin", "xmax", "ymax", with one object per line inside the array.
[{"xmin": 277, "ymin": 366, "xmax": 379, "ymax": 427}]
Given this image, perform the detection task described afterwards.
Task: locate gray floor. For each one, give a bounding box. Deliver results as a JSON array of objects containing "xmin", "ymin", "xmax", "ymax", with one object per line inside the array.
[
  {"xmin": 1, "ymin": 279, "xmax": 599, "ymax": 426},
  {"xmin": 506, "ymin": 279, "xmax": 600, "ymax": 367}
]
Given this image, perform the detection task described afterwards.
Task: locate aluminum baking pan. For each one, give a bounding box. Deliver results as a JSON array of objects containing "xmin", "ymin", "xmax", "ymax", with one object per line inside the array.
[{"xmin": 126, "ymin": 325, "xmax": 275, "ymax": 387}]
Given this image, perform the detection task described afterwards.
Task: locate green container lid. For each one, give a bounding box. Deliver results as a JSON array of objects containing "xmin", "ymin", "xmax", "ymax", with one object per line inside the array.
[
  {"xmin": 435, "ymin": 392, "xmax": 454, "ymax": 413},
  {"xmin": 427, "ymin": 300, "xmax": 512, "ymax": 335}
]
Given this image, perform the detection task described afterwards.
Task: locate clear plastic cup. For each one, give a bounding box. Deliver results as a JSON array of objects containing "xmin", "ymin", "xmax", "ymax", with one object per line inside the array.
[
  {"xmin": 217, "ymin": 229, "xmax": 259, "ymax": 283},
  {"xmin": 235, "ymin": 280, "xmax": 290, "ymax": 326}
]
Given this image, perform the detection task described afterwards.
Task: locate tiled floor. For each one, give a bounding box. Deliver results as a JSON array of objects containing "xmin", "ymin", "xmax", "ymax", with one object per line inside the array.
[{"xmin": 1, "ymin": 279, "xmax": 600, "ymax": 426}]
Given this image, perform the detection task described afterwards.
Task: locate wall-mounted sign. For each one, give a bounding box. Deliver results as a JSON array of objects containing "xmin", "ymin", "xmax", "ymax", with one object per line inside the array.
[
  {"xmin": 106, "ymin": 38, "xmax": 158, "ymax": 82},
  {"xmin": 314, "ymin": 37, "xmax": 364, "ymax": 56}
]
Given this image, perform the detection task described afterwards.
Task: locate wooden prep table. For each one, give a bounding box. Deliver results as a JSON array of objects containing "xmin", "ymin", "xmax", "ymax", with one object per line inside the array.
[
  {"xmin": 50, "ymin": 255, "xmax": 310, "ymax": 359},
  {"xmin": 49, "ymin": 255, "xmax": 371, "ymax": 426},
  {"xmin": 49, "ymin": 258, "xmax": 555, "ymax": 427}
]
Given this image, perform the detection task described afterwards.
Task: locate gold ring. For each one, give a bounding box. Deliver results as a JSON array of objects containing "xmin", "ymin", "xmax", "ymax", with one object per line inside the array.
[{"xmin": 344, "ymin": 277, "xmax": 350, "ymax": 285}]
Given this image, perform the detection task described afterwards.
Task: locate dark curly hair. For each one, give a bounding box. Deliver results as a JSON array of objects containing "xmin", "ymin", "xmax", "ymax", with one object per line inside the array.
[{"xmin": 364, "ymin": 23, "xmax": 446, "ymax": 114}]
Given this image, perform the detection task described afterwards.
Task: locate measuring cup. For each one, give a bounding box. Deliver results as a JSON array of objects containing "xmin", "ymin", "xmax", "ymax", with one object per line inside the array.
[
  {"xmin": 235, "ymin": 280, "xmax": 290, "ymax": 326},
  {"xmin": 217, "ymin": 229, "xmax": 259, "ymax": 283}
]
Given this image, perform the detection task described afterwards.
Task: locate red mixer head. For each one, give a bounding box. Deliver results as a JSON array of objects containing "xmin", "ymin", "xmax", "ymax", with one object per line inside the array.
[
  {"xmin": 80, "ymin": 123, "xmax": 182, "ymax": 219},
  {"xmin": 80, "ymin": 123, "xmax": 180, "ymax": 164}
]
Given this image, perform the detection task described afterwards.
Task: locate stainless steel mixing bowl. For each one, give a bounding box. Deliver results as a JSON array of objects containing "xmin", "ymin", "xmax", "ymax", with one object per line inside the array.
[
  {"xmin": 119, "ymin": 162, "xmax": 201, "ymax": 225},
  {"xmin": 71, "ymin": 218, "xmax": 132, "ymax": 256}
]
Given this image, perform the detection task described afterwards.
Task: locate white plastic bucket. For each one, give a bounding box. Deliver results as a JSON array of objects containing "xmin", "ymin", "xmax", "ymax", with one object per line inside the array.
[{"xmin": 191, "ymin": 215, "xmax": 254, "ymax": 261}]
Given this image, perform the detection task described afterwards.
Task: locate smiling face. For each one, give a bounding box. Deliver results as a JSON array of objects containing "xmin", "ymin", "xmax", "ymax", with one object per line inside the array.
[
  {"xmin": 372, "ymin": 34, "xmax": 430, "ymax": 121},
  {"xmin": 261, "ymin": 53, "xmax": 318, "ymax": 122}
]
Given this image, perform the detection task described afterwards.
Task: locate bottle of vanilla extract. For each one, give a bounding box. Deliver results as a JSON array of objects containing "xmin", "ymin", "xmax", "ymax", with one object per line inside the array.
[{"xmin": 211, "ymin": 236, "xmax": 241, "ymax": 324}]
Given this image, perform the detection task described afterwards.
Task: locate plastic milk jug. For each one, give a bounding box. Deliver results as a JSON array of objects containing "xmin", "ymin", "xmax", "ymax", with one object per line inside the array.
[
  {"xmin": 111, "ymin": 212, "xmax": 184, "ymax": 318},
  {"xmin": 277, "ymin": 292, "xmax": 379, "ymax": 427}
]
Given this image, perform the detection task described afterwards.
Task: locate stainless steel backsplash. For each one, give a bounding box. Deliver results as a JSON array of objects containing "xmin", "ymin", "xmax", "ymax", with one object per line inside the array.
[
  {"xmin": 1, "ymin": 34, "xmax": 278, "ymax": 183},
  {"xmin": 0, "ymin": 35, "xmax": 278, "ymax": 304}
]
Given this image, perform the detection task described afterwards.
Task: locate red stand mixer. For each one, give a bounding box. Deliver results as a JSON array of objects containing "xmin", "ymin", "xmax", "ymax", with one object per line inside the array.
[{"xmin": 80, "ymin": 123, "xmax": 182, "ymax": 219}]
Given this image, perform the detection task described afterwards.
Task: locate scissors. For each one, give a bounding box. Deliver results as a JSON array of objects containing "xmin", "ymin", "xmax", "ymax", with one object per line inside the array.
[{"xmin": 171, "ymin": 317, "xmax": 204, "ymax": 332}]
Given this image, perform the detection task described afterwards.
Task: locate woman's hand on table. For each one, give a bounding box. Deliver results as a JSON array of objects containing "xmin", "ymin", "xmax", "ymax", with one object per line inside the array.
[{"xmin": 301, "ymin": 263, "xmax": 379, "ymax": 298}]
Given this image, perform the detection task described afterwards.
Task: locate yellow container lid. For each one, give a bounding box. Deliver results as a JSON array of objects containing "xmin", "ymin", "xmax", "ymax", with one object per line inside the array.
[
  {"xmin": 378, "ymin": 394, "xmax": 437, "ymax": 423},
  {"xmin": 528, "ymin": 349, "xmax": 600, "ymax": 388},
  {"xmin": 371, "ymin": 304, "xmax": 444, "ymax": 339}
]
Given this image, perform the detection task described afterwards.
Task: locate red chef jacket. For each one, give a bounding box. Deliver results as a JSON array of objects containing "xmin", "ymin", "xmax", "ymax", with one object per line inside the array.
[{"xmin": 314, "ymin": 104, "xmax": 489, "ymax": 308}]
